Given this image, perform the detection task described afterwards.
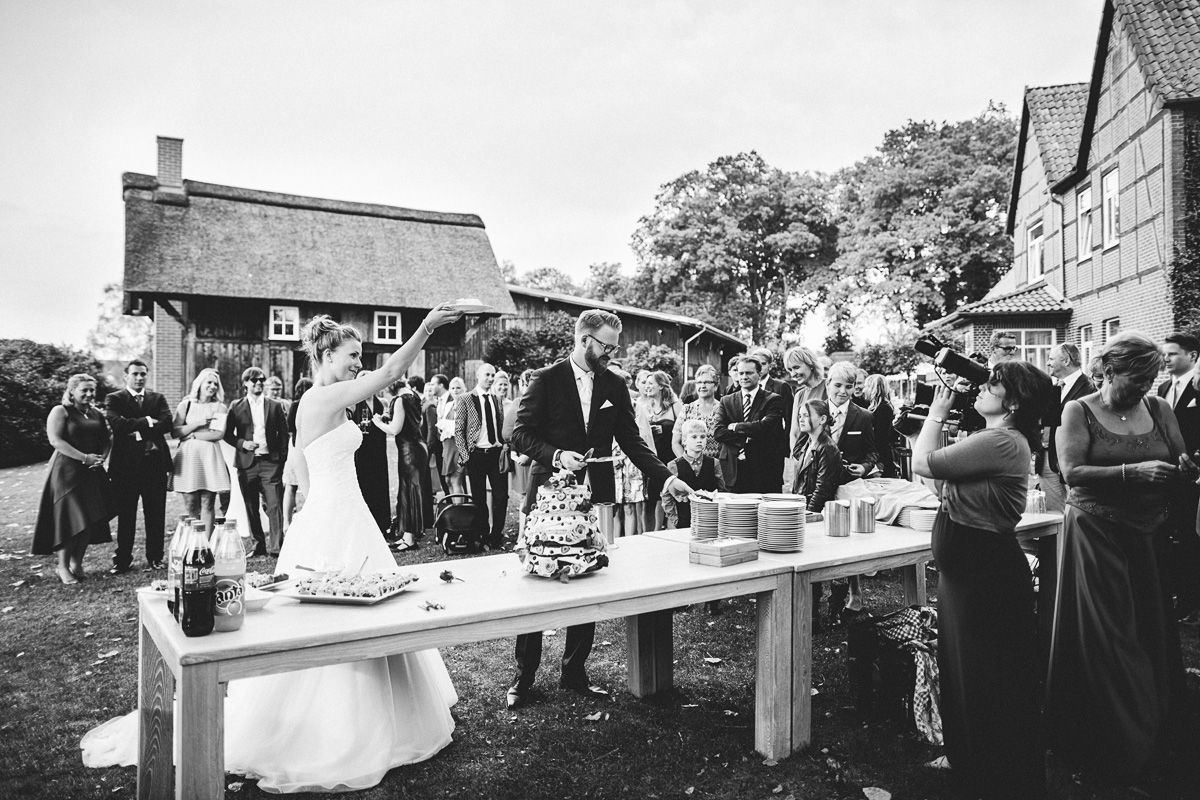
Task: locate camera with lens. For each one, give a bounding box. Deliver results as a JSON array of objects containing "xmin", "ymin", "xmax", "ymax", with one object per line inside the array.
[{"xmin": 894, "ymin": 334, "xmax": 990, "ymax": 437}]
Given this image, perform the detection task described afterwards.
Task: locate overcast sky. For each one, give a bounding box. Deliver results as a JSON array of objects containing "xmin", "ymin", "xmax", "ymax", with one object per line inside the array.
[{"xmin": 0, "ymin": 0, "xmax": 1102, "ymax": 347}]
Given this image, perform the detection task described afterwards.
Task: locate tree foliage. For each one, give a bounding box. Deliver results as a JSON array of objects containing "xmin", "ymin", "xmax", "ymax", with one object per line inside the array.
[
  {"xmin": 582, "ymin": 262, "xmax": 639, "ymax": 306},
  {"xmin": 517, "ymin": 267, "xmax": 581, "ymax": 296},
  {"xmin": 621, "ymin": 341, "xmax": 683, "ymax": 385},
  {"xmin": 482, "ymin": 312, "xmax": 576, "ymax": 375},
  {"xmin": 0, "ymin": 339, "xmax": 107, "ymax": 466},
  {"xmin": 85, "ymin": 283, "xmax": 153, "ymax": 362},
  {"xmin": 631, "ymin": 151, "xmax": 838, "ymax": 343},
  {"xmin": 830, "ymin": 104, "xmax": 1018, "ymax": 327},
  {"xmin": 854, "ymin": 334, "xmax": 922, "ymax": 377}
]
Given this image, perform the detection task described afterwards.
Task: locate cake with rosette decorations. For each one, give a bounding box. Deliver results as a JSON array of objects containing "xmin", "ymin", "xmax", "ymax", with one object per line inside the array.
[{"xmin": 517, "ymin": 470, "xmax": 608, "ymax": 581}]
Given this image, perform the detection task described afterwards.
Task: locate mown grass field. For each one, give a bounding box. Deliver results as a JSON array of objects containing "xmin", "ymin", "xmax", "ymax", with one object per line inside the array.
[{"xmin": 1, "ymin": 455, "xmax": 1197, "ymax": 799}]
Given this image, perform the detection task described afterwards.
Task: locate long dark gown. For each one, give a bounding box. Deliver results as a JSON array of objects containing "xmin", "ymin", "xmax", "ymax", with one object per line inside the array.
[
  {"xmin": 32, "ymin": 405, "xmax": 115, "ymax": 553},
  {"xmin": 390, "ymin": 392, "xmax": 430, "ymax": 536},
  {"xmin": 1046, "ymin": 399, "xmax": 1184, "ymax": 781},
  {"xmin": 353, "ymin": 398, "xmax": 391, "ymax": 534}
]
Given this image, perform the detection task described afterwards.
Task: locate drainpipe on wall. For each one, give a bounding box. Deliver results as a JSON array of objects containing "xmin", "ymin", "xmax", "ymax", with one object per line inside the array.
[
  {"xmin": 1049, "ymin": 194, "xmax": 1067, "ymax": 300},
  {"xmin": 682, "ymin": 327, "xmax": 705, "ymax": 379}
]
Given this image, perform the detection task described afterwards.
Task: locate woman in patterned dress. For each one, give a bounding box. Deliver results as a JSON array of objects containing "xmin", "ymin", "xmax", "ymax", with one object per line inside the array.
[
  {"xmin": 671, "ymin": 364, "xmax": 722, "ymax": 460},
  {"xmin": 171, "ymin": 368, "xmax": 231, "ymax": 534}
]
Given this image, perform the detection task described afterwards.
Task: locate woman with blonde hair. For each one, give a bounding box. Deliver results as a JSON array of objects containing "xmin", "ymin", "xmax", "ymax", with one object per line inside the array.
[
  {"xmin": 171, "ymin": 368, "xmax": 231, "ymax": 534},
  {"xmin": 635, "ymin": 369, "xmax": 683, "ymax": 531},
  {"xmin": 438, "ymin": 376, "xmax": 469, "ymax": 499},
  {"xmin": 784, "ymin": 346, "xmax": 827, "ymax": 458},
  {"xmin": 863, "ymin": 374, "xmax": 899, "ymax": 478},
  {"xmin": 32, "ymin": 374, "xmax": 115, "ymax": 584},
  {"xmin": 672, "ymin": 364, "xmax": 722, "ymax": 460}
]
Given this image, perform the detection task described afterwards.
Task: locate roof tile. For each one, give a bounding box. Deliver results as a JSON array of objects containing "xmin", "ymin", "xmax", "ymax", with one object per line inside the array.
[{"xmin": 1119, "ymin": 0, "xmax": 1200, "ymax": 102}]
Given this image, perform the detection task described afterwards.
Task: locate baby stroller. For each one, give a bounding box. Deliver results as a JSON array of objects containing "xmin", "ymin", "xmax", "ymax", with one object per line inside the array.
[{"xmin": 433, "ymin": 494, "xmax": 484, "ymax": 555}]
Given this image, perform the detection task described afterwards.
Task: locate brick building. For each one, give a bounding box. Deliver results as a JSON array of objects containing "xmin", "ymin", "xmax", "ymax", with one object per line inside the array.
[
  {"xmin": 123, "ymin": 138, "xmax": 743, "ymax": 405},
  {"xmin": 932, "ymin": 0, "xmax": 1200, "ymax": 364}
]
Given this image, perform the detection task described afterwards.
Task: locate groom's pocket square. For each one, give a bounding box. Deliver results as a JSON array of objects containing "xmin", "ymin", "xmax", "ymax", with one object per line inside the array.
[
  {"xmin": 1189, "ymin": 398, "xmax": 1197, "ymax": 408},
  {"xmin": 599, "ymin": 399, "xmax": 614, "ymax": 410}
]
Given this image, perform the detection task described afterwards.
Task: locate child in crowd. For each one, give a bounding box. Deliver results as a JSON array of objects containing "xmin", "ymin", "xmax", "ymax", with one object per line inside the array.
[{"xmin": 663, "ymin": 418, "xmax": 725, "ymax": 529}]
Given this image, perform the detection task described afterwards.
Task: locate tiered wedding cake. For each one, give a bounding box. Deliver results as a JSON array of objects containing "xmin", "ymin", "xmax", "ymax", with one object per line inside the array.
[{"xmin": 517, "ymin": 470, "xmax": 609, "ymax": 581}]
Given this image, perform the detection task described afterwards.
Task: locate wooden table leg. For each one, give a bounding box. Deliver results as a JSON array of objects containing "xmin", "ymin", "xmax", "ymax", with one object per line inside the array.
[
  {"xmin": 137, "ymin": 619, "xmax": 174, "ymax": 800},
  {"xmin": 790, "ymin": 573, "xmax": 811, "ymax": 753},
  {"xmin": 177, "ymin": 663, "xmax": 224, "ymax": 800},
  {"xmin": 755, "ymin": 574, "xmax": 795, "ymax": 759},
  {"xmin": 626, "ymin": 609, "xmax": 674, "ymax": 697},
  {"xmin": 902, "ymin": 560, "xmax": 928, "ymax": 607}
]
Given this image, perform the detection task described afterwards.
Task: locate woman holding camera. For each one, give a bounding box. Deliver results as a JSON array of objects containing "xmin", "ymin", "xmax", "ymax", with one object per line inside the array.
[
  {"xmin": 1046, "ymin": 332, "xmax": 1189, "ymax": 785},
  {"xmin": 913, "ymin": 361, "xmax": 1051, "ymax": 800}
]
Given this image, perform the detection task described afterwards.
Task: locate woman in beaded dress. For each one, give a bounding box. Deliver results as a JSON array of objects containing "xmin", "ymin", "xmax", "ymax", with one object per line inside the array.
[{"xmin": 1047, "ymin": 331, "xmax": 1190, "ymax": 783}]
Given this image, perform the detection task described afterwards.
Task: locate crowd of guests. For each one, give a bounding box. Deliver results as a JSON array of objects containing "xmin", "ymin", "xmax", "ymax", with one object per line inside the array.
[{"xmin": 30, "ymin": 319, "xmax": 1200, "ymax": 795}]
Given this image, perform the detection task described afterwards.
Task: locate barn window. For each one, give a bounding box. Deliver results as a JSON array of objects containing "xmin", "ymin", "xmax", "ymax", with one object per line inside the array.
[
  {"xmin": 374, "ymin": 311, "xmax": 401, "ymax": 343},
  {"xmin": 268, "ymin": 306, "xmax": 300, "ymax": 341}
]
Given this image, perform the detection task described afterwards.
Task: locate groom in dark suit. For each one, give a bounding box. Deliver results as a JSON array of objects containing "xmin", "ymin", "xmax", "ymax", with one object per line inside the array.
[
  {"xmin": 224, "ymin": 367, "xmax": 289, "ymax": 556},
  {"xmin": 105, "ymin": 359, "xmax": 173, "ymax": 573},
  {"xmin": 508, "ymin": 309, "xmax": 695, "ymax": 708}
]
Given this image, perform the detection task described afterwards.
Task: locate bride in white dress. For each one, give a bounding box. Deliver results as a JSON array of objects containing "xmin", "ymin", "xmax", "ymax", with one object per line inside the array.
[{"xmin": 82, "ymin": 306, "xmax": 463, "ymax": 793}]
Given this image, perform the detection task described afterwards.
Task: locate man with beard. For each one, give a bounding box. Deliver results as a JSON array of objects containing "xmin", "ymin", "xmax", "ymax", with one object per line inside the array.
[{"xmin": 508, "ymin": 309, "xmax": 695, "ymax": 708}]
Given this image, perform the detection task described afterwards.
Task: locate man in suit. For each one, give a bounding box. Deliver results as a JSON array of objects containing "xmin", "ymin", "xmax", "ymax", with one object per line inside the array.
[
  {"xmin": 1041, "ymin": 343, "xmax": 1095, "ymax": 512},
  {"xmin": 825, "ymin": 361, "xmax": 878, "ymax": 483},
  {"xmin": 224, "ymin": 367, "xmax": 289, "ymax": 556},
  {"xmin": 455, "ymin": 362, "xmax": 509, "ymax": 550},
  {"xmin": 508, "ymin": 309, "xmax": 694, "ymax": 708},
  {"xmin": 714, "ymin": 355, "xmax": 787, "ymax": 493},
  {"xmin": 426, "ymin": 374, "xmax": 450, "ymax": 495},
  {"xmin": 1159, "ymin": 332, "xmax": 1200, "ymax": 624},
  {"xmin": 105, "ymin": 359, "xmax": 173, "ymax": 573}
]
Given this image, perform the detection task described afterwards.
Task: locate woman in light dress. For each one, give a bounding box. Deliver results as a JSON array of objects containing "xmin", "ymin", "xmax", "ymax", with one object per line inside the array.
[
  {"xmin": 83, "ymin": 305, "xmax": 463, "ymax": 793},
  {"xmin": 634, "ymin": 370, "xmax": 683, "ymax": 531},
  {"xmin": 671, "ymin": 364, "xmax": 722, "ymax": 460},
  {"xmin": 170, "ymin": 368, "xmax": 231, "ymax": 534}
]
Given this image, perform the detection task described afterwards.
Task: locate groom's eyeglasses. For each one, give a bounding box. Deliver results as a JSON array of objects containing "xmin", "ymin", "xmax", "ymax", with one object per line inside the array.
[{"xmin": 584, "ymin": 334, "xmax": 620, "ymax": 355}]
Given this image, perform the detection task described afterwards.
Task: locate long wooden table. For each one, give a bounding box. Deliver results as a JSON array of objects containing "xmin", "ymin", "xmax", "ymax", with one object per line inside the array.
[
  {"xmin": 135, "ymin": 535, "xmax": 797, "ymax": 800},
  {"xmin": 644, "ymin": 511, "xmax": 1063, "ymax": 751}
]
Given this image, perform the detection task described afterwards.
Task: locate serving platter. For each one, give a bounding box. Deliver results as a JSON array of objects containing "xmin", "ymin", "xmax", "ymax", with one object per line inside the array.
[{"xmin": 278, "ymin": 584, "xmax": 412, "ymax": 606}]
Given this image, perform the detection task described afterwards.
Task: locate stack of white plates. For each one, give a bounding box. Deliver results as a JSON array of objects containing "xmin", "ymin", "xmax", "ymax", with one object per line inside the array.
[
  {"xmin": 898, "ymin": 507, "xmax": 938, "ymax": 531},
  {"xmin": 691, "ymin": 498, "xmax": 720, "ymax": 539},
  {"xmin": 762, "ymin": 492, "xmax": 801, "ymax": 502},
  {"xmin": 718, "ymin": 497, "xmax": 760, "ymax": 538},
  {"xmin": 757, "ymin": 500, "xmax": 805, "ymax": 552}
]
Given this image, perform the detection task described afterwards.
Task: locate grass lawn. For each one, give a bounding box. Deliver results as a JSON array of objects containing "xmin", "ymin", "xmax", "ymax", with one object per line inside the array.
[{"xmin": 1, "ymin": 453, "xmax": 1198, "ymax": 800}]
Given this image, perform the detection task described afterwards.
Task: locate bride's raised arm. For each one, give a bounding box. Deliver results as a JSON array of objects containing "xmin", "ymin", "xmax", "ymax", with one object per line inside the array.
[{"xmin": 301, "ymin": 304, "xmax": 462, "ymax": 421}]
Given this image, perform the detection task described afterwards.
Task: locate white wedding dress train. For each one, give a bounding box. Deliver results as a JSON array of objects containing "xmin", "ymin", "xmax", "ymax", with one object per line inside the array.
[{"xmin": 82, "ymin": 421, "xmax": 458, "ymax": 793}]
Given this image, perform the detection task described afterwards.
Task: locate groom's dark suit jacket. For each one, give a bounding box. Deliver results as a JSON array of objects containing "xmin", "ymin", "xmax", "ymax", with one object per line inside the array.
[{"xmin": 512, "ymin": 358, "xmax": 670, "ymax": 505}]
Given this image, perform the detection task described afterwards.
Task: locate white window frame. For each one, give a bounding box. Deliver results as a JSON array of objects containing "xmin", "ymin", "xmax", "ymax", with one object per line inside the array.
[
  {"xmin": 373, "ymin": 311, "xmax": 401, "ymax": 344},
  {"xmin": 1102, "ymin": 169, "xmax": 1120, "ymax": 249},
  {"xmin": 1078, "ymin": 324, "xmax": 1094, "ymax": 367},
  {"xmin": 268, "ymin": 305, "xmax": 300, "ymax": 341},
  {"xmin": 1077, "ymin": 186, "xmax": 1093, "ymax": 261},
  {"xmin": 1008, "ymin": 329, "xmax": 1056, "ymax": 371},
  {"xmin": 1027, "ymin": 219, "xmax": 1045, "ymax": 281},
  {"xmin": 1103, "ymin": 317, "xmax": 1120, "ymax": 342}
]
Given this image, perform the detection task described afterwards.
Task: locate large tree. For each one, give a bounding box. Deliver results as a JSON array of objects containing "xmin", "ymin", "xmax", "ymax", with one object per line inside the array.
[
  {"xmin": 517, "ymin": 266, "xmax": 581, "ymax": 296},
  {"xmin": 830, "ymin": 103, "xmax": 1017, "ymax": 328},
  {"xmin": 631, "ymin": 152, "xmax": 838, "ymax": 343}
]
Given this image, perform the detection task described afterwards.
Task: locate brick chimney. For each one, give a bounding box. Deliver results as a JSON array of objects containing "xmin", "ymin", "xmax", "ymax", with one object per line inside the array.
[{"xmin": 154, "ymin": 136, "xmax": 187, "ymax": 205}]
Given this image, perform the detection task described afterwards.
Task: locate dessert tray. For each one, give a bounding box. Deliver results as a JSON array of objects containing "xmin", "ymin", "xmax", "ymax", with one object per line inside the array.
[{"xmin": 279, "ymin": 571, "xmax": 420, "ymax": 606}]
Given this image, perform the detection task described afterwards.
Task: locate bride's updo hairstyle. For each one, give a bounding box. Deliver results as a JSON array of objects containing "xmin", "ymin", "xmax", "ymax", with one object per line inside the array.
[{"xmin": 301, "ymin": 315, "xmax": 362, "ymax": 368}]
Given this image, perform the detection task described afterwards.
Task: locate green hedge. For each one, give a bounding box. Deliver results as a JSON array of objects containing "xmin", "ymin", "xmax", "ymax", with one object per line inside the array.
[{"xmin": 0, "ymin": 339, "xmax": 107, "ymax": 468}]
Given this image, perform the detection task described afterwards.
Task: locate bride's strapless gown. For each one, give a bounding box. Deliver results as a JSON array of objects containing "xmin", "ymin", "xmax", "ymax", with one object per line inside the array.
[{"xmin": 81, "ymin": 421, "xmax": 458, "ymax": 793}]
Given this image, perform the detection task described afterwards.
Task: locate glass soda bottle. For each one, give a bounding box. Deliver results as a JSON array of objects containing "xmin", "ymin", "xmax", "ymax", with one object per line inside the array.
[
  {"xmin": 211, "ymin": 521, "xmax": 246, "ymax": 632},
  {"xmin": 167, "ymin": 515, "xmax": 192, "ymax": 620},
  {"xmin": 181, "ymin": 520, "xmax": 216, "ymax": 637}
]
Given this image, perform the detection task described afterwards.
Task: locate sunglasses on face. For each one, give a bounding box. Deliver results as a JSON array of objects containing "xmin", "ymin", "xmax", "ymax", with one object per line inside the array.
[
  {"xmin": 248, "ymin": 377, "xmax": 266, "ymax": 384},
  {"xmin": 993, "ymin": 345, "xmax": 1019, "ymax": 354}
]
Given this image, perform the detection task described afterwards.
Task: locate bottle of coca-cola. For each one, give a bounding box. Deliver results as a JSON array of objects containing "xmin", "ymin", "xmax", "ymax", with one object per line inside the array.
[
  {"xmin": 166, "ymin": 515, "xmax": 192, "ymax": 619},
  {"xmin": 181, "ymin": 520, "xmax": 215, "ymax": 637},
  {"xmin": 211, "ymin": 521, "xmax": 246, "ymax": 632}
]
